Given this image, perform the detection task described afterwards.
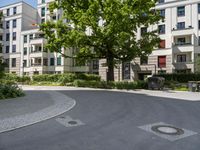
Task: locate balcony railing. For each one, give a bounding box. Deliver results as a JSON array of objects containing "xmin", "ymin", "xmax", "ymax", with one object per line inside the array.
[
  {"xmin": 174, "ymin": 43, "xmax": 192, "ymax": 46},
  {"xmin": 30, "ymin": 50, "xmax": 42, "ymax": 53},
  {"xmin": 31, "ymin": 63, "xmax": 42, "ymax": 67},
  {"xmin": 172, "ymin": 26, "xmax": 193, "ymax": 31}
]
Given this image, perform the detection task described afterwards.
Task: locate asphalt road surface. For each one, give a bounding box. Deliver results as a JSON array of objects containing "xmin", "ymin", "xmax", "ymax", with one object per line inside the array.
[{"xmin": 0, "ymin": 90, "xmax": 200, "ymax": 150}]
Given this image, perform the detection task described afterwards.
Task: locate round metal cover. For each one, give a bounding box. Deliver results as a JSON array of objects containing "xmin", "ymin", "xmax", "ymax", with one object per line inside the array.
[
  {"xmin": 151, "ymin": 125, "xmax": 184, "ymax": 135},
  {"xmin": 68, "ymin": 121, "xmax": 78, "ymax": 125}
]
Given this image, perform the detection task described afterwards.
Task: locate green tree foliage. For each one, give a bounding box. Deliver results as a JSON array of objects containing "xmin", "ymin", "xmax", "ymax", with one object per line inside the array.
[{"xmin": 40, "ymin": 0, "xmax": 161, "ymax": 81}]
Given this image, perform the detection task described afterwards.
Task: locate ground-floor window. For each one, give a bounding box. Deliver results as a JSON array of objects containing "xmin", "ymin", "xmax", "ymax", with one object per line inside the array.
[{"xmin": 122, "ymin": 62, "xmax": 131, "ymax": 80}]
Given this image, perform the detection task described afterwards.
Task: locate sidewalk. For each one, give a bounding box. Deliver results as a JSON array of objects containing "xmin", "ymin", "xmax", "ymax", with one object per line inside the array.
[
  {"xmin": 22, "ymin": 85, "xmax": 200, "ymax": 101},
  {"xmin": 0, "ymin": 90, "xmax": 76, "ymax": 134}
]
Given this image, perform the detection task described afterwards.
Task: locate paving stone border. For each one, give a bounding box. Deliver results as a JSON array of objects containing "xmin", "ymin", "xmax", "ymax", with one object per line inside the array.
[{"xmin": 0, "ymin": 91, "xmax": 76, "ymax": 134}]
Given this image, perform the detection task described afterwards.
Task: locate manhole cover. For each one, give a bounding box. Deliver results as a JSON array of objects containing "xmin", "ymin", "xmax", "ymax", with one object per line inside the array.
[
  {"xmin": 151, "ymin": 125, "xmax": 184, "ymax": 135},
  {"xmin": 68, "ymin": 121, "xmax": 78, "ymax": 125}
]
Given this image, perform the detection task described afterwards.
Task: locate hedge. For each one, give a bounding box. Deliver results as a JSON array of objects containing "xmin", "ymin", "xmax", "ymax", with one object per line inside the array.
[
  {"xmin": 73, "ymin": 80, "xmax": 148, "ymax": 90},
  {"xmin": 154, "ymin": 73, "xmax": 200, "ymax": 83},
  {"xmin": 32, "ymin": 73, "xmax": 101, "ymax": 84},
  {"xmin": 2, "ymin": 74, "xmax": 31, "ymax": 83}
]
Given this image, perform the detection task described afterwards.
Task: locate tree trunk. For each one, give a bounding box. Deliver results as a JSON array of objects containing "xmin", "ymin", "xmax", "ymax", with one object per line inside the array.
[{"xmin": 107, "ymin": 56, "xmax": 114, "ymax": 82}]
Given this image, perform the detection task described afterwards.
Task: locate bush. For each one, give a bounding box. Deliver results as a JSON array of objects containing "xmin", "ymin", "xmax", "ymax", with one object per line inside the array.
[
  {"xmin": 0, "ymin": 83, "xmax": 25, "ymax": 100},
  {"xmin": 154, "ymin": 73, "xmax": 200, "ymax": 83},
  {"xmin": 73, "ymin": 80, "xmax": 147, "ymax": 90},
  {"xmin": 32, "ymin": 73, "xmax": 101, "ymax": 84},
  {"xmin": 2, "ymin": 74, "xmax": 31, "ymax": 83}
]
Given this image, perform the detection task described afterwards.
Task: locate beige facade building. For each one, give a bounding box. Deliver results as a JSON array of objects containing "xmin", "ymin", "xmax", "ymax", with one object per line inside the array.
[{"xmin": 99, "ymin": 0, "xmax": 200, "ymax": 81}]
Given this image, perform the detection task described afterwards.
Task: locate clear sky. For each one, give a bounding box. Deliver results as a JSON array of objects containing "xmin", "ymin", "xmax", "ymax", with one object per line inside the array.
[{"xmin": 0, "ymin": 0, "xmax": 37, "ymax": 8}]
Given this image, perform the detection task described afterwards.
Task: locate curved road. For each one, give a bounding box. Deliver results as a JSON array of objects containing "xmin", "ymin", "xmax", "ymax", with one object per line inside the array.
[{"xmin": 0, "ymin": 90, "xmax": 200, "ymax": 150}]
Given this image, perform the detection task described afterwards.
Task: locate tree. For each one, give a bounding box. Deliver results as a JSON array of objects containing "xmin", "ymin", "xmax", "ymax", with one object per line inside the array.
[{"xmin": 40, "ymin": 0, "xmax": 161, "ymax": 81}]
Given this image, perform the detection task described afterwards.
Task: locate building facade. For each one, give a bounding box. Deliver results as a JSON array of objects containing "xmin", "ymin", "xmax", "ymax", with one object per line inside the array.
[
  {"xmin": 0, "ymin": 0, "xmax": 98, "ymax": 76},
  {"xmin": 1, "ymin": 0, "xmax": 200, "ymax": 79},
  {"xmin": 99, "ymin": 0, "xmax": 200, "ymax": 81}
]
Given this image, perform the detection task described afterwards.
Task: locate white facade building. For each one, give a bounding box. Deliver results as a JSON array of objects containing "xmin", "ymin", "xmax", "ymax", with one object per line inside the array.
[
  {"xmin": 99, "ymin": 0, "xmax": 200, "ymax": 81},
  {"xmin": 0, "ymin": 2, "xmax": 37, "ymax": 74}
]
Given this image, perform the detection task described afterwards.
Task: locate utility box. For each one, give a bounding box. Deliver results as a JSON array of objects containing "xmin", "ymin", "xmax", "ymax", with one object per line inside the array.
[
  {"xmin": 148, "ymin": 77, "xmax": 165, "ymax": 90},
  {"xmin": 188, "ymin": 81, "xmax": 197, "ymax": 92}
]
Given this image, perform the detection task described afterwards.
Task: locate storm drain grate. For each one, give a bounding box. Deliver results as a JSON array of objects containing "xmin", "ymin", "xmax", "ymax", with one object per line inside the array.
[
  {"xmin": 56, "ymin": 116, "xmax": 84, "ymax": 127},
  {"xmin": 138, "ymin": 122, "xmax": 197, "ymax": 141}
]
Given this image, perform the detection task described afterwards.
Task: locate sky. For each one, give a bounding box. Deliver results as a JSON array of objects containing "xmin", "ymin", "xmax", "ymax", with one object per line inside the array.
[{"xmin": 0, "ymin": 0, "xmax": 37, "ymax": 8}]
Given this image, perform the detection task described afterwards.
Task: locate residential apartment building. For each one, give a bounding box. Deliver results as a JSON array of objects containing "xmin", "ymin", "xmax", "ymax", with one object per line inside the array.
[
  {"xmin": 0, "ymin": 11, "xmax": 3, "ymax": 58},
  {"xmin": 99, "ymin": 0, "xmax": 200, "ymax": 81},
  {"xmin": 0, "ymin": 0, "xmax": 98, "ymax": 76},
  {"xmin": 0, "ymin": 2, "xmax": 37, "ymax": 75}
]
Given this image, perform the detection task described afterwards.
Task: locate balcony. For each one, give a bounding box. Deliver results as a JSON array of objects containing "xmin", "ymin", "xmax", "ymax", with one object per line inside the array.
[
  {"xmin": 30, "ymin": 51, "xmax": 48, "ymax": 58},
  {"xmin": 30, "ymin": 37, "xmax": 46, "ymax": 45},
  {"xmin": 172, "ymin": 43, "xmax": 194, "ymax": 53},
  {"xmin": 173, "ymin": 62, "xmax": 194, "ymax": 70},
  {"xmin": 172, "ymin": 26, "xmax": 194, "ymax": 36}
]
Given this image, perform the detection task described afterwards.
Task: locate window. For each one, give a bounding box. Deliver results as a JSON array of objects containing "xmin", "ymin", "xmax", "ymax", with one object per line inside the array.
[
  {"xmin": 29, "ymin": 34, "xmax": 33, "ymax": 40},
  {"xmin": 43, "ymin": 58, "xmax": 48, "ymax": 66},
  {"xmin": 13, "ymin": 19, "xmax": 17, "ymax": 28},
  {"xmin": 50, "ymin": 58, "xmax": 54, "ymax": 66},
  {"xmin": 23, "ymin": 60, "xmax": 27, "ymax": 67},
  {"xmin": 160, "ymin": 9, "xmax": 165, "ymax": 18},
  {"xmin": 11, "ymin": 58, "xmax": 16, "ymax": 67},
  {"xmin": 12, "ymin": 45, "xmax": 16, "ymax": 53},
  {"xmin": 198, "ymin": 4, "xmax": 200, "ymax": 14},
  {"xmin": 41, "ymin": 7, "xmax": 45, "ymax": 17},
  {"xmin": 24, "ymin": 47, "xmax": 27, "ymax": 55},
  {"xmin": 177, "ymin": 22, "xmax": 185, "ymax": 29},
  {"xmin": 6, "ymin": 46, "xmax": 9, "ymax": 53},
  {"xmin": 198, "ymin": 20, "xmax": 200, "ymax": 29},
  {"xmin": 141, "ymin": 27, "xmax": 147, "ymax": 36},
  {"xmin": 24, "ymin": 35, "xmax": 27, "ymax": 43},
  {"xmin": 41, "ymin": 18, "xmax": 45, "ymax": 23},
  {"xmin": 122, "ymin": 62, "xmax": 131, "ymax": 80},
  {"xmin": 158, "ymin": 56, "xmax": 166, "ymax": 68},
  {"xmin": 13, "ymin": 7, "xmax": 17, "ymax": 15},
  {"xmin": 158, "ymin": 25, "xmax": 165, "ymax": 34},
  {"xmin": 93, "ymin": 60, "xmax": 99, "ymax": 70},
  {"xmin": 158, "ymin": 0, "xmax": 164, "ymax": 3},
  {"xmin": 177, "ymin": 55, "xmax": 186, "ymax": 62},
  {"xmin": 57, "ymin": 56, "xmax": 61, "ymax": 66},
  {"xmin": 198, "ymin": 36, "xmax": 200, "ymax": 45},
  {"xmin": 6, "ymin": 33, "xmax": 10, "ymax": 41},
  {"xmin": 42, "ymin": 0, "xmax": 45, "ymax": 3},
  {"xmin": 140, "ymin": 56, "xmax": 148, "ymax": 65},
  {"xmin": 159, "ymin": 40, "xmax": 166, "ymax": 48},
  {"xmin": 177, "ymin": 38, "xmax": 186, "ymax": 45},
  {"xmin": 13, "ymin": 32, "xmax": 16, "ymax": 41},
  {"xmin": 6, "ymin": 9, "xmax": 10, "ymax": 16},
  {"xmin": 5, "ymin": 59, "xmax": 9, "ymax": 67},
  {"xmin": 177, "ymin": 6, "xmax": 185, "ymax": 17},
  {"xmin": 6, "ymin": 21, "xmax": 9, "ymax": 29}
]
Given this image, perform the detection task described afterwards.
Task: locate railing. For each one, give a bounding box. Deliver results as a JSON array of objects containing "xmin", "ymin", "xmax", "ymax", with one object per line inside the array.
[
  {"xmin": 172, "ymin": 26, "xmax": 193, "ymax": 31},
  {"xmin": 31, "ymin": 63, "xmax": 42, "ymax": 67},
  {"xmin": 174, "ymin": 43, "xmax": 192, "ymax": 46}
]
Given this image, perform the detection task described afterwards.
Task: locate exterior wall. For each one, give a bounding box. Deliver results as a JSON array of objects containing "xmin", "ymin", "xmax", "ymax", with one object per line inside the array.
[{"xmin": 99, "ymin": 0, "xmax": 200, "ymax": 81}]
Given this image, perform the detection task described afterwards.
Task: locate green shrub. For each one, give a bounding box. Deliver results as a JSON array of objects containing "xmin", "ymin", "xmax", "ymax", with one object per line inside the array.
[
  {"xmin": 32, "ymin": 73, "xmax": 101, "ymax": 84},
  {"xmin": 0, "ymin": 83, "xmax": 25, "ymax": 100},
  {"xmin": 2, "ymin": 74, "xmax": 31, "ymax": 83},
  {"xmin": 154, "ymin": 73, "xmax": 200, "ymax": 83},
  {"xmin": 73, "ymin": 80, "xmax": 147, "ymax": 90}
]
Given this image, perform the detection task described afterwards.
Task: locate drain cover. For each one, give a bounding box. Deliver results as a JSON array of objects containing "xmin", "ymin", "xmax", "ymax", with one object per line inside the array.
[
  {"xmin": 151, "ymin": 125, "xmax": 184, "ymax": 135},
  {"xmin": 68, "ymin": 121, "xmax": 78, "ymax": 125}
]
